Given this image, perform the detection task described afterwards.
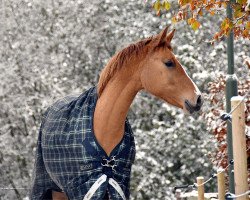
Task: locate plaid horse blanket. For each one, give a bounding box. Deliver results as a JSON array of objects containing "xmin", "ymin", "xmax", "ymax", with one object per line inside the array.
[{"xmin": 30, "ymin": 87, "xmax": 136, "ymax": 200}]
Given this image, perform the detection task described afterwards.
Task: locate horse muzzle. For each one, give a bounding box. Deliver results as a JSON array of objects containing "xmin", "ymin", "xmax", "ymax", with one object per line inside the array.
[{"xmin": 184, "ymin": 95, "xmax": 203, "ymax": 114}]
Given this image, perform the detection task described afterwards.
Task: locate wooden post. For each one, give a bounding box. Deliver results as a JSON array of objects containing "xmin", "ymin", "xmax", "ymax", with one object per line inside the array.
[
  {"xmin": 197, "ymin": 177, "xmax": 204, "ymax": 200},
  {"xmin": 175, "ymin": 189, "xmax": 181, "ymax": 200},
  {"xmin": 231, "ymin": 96, "xmax": 248, "ymax": 200},
  {"xmin": 217, "ymin": 169, "xmax": 225, "ymax": 200}
]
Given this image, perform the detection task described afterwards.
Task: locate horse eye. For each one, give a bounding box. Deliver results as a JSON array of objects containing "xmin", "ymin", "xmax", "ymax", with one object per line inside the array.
[{"xmin": 164, "ymin": 60, "xmax": 174, "ymax": 68}]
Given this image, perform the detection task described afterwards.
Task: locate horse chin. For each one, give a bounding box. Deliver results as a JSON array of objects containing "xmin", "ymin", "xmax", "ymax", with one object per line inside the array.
[
  {"xmin": 184, "ymin": 101, "xmax": 199, "ymax": 115},
  {"xmin": 184, "ymin": 95, "xmax": 203, "ymax": 114},
  {"xmin": 183, "ymin": 106, "xmax": 193, "ymax": 115}
]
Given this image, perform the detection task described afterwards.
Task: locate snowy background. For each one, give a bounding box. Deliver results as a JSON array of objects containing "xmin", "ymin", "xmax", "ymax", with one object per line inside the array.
[{"xmin": 0, "ymin": 0, "xmax": 249, "ymax": 199}]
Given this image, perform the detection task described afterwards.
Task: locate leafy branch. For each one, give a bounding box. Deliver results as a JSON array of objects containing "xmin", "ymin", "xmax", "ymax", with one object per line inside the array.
[{"xmin": 150, "ymin": 0, "xmax": 250, "ymax": 40}]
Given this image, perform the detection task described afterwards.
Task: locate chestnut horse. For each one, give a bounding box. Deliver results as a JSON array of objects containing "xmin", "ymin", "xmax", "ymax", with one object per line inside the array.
[{"xmin": 31, "ymin": 26, "xmax": 203, "ymax": 200}]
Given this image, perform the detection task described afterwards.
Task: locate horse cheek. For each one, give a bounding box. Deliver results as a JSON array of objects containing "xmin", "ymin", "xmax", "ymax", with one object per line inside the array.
[
  {"xmin": 141, "ymin": 67, "xmax": 156, "ymax": 94},
  {"xmin": 142, "ymin": 69, "xmax": 163, "ymax": 97}
]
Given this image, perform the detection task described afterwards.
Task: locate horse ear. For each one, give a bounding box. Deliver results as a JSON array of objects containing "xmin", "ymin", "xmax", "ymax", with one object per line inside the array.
[
  {"xmin": 166, "ymin": 29, "xmax": 175, "ymax": 43},
  {"xmin": 156, "ymin": 26, "xmax": 170, "ymax": 46}
]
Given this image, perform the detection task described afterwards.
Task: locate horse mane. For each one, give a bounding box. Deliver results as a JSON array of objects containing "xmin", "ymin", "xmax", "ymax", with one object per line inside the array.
[{"xmin": 97, "ymin": 36, "xmax": 153, "ymax": 97}]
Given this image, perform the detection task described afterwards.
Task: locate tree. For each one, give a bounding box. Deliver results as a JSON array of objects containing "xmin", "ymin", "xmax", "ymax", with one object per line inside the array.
[
  {"xmin": 205, "ymin": 73, "xmax": 250, "ymax": 186},
  {"xmin": 151, "ymin": 0, "xmax": 250, "ymax": 40}
]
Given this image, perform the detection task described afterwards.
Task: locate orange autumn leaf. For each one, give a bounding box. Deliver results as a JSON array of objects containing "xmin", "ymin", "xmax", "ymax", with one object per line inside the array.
[
  {"xmin": 153, "ymin": 0, "xmax": 161, "ymax": 11},
  {"xmin": 242, "ymin": 29, "xmax": 249, "ymax": 37},
  {"xmin": 187, "ymin": 17, "xmax": 196, "ymax": 25},
  {"xmin": 164, "ymin": 1, "xmax": 171, "ymax": 10},
  {"xmin": 246, "ymin": 21, "xmax": 250, "ymax": 30},
  {"xmin": 210, "ymin": 10, "xmax": 215, "ymax": 16},
  {"xmin": 191, "ymin": 20, "xmax": 201, "ymax": 30},
  {"xmin": 198, "ymin": 8, "xmax": 203, "ymax": 16}
]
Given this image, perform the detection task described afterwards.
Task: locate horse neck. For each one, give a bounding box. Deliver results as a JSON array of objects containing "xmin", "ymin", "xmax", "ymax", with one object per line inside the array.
[{"xmin": 93, "ymin": 61, "xmax": 142, "ymax": 156}]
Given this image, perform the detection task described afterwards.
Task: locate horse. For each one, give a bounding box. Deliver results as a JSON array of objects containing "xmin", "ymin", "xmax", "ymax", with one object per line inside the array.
[{"xmin": 30, "ymin": 26, "xmax": 203, "ymax": 200}]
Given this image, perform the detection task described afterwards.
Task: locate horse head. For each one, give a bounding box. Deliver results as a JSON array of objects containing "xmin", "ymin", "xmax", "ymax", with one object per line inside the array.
[{"xmin": 140, "ymin": 26, "xmax": 203, "ymax": 114}]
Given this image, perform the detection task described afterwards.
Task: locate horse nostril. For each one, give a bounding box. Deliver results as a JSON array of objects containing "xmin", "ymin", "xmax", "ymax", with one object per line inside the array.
[{"xmin": 196, "ymin": 95, "xmax": 203, "ymax": 107}]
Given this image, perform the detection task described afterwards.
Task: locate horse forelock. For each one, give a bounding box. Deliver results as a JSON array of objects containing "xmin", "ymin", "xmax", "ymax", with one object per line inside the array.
[{"xmin": 97, "ymin": 36, "xmax": 153, "ymax": 97}]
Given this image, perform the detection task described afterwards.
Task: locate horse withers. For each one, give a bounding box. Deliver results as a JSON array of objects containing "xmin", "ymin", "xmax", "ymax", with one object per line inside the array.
[{"xmin": 31, "ymin": 26, "xmax": 203, "ymax": 200}]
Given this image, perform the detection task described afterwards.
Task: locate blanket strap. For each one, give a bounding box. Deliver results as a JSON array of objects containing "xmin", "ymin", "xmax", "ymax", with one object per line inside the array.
[
  {"xmin": 109, "ymin": 178, "xmax": 126, "ymax": 200},
  {"xmin": 83, "ymin": 175, "xmax": 107, "ymax": 200},
  {"xmin": 83, "ymin": 175, "xmax": 126, "ymax": 200}
]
